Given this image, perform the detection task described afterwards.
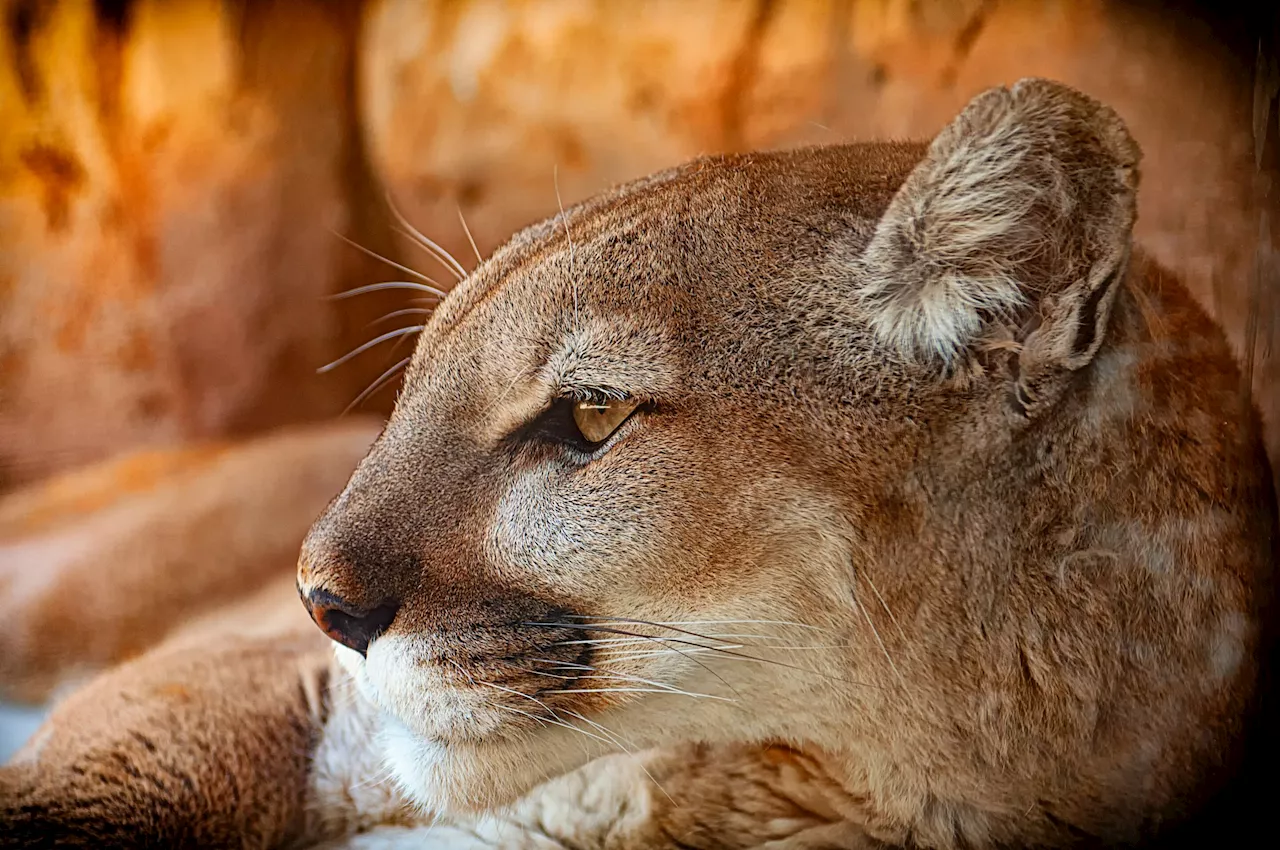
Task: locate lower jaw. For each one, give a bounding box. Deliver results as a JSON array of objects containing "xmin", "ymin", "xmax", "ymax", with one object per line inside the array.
[{"xmin": 374, "ymin": 717, "xmax": 553, "ymax": 814}]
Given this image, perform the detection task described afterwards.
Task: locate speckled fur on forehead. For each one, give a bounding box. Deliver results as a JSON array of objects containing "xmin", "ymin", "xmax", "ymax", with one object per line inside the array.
[{"xmin": 403, "ymin": 141, "xmax": 931, "ymax": 408}]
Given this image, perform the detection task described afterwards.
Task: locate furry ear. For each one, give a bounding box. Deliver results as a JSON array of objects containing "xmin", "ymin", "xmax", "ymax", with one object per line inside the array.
[{"xmin": 857, "ymin": 78, "xmax": 1140, "ymax": 367}]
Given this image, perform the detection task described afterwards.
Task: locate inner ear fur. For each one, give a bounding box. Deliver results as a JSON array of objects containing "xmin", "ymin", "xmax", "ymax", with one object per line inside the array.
[{"xmin": 856, "ymin": 78, "xmax": 1140, "ymax": 373}]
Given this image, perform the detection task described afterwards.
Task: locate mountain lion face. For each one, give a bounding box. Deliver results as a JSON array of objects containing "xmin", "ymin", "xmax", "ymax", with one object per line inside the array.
[{"xmin": 298, "ymin": 79, "xmax": 1274, "ymax": 844}]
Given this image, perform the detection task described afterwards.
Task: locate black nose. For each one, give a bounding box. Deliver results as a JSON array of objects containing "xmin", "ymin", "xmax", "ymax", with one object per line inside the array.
[{"xmin": 302, "ymin": 587, "xmax": 400, "ymax": 656}]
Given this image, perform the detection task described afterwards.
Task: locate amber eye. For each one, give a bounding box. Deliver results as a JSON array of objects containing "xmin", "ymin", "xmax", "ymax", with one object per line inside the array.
[{"xmin": 572, "ymin": 398, "xmax": 640, "ymax": 444}]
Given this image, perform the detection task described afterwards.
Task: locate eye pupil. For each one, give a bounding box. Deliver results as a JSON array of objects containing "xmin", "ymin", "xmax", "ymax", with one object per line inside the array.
[{"xmin": 571, "ymin": 398, "xmax": 639, "ymax": 444}]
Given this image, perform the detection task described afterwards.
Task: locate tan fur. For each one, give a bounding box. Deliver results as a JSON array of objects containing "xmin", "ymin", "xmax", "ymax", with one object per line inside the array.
[{"xmin": 2, "ymin": 79, "xmax": 1275, "ymax": 849}]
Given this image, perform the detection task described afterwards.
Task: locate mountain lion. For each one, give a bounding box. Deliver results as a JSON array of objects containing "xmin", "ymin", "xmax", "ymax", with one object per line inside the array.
[{"xmin": 2, "ymin": 79, "xmax": 1274, "ymax": 849}]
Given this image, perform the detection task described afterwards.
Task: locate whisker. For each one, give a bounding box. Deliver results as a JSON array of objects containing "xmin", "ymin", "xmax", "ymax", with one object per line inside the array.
[
  {"xmin": 599, "ymin": 645, "xmax": 745, "ymax": 664},
  {"xmin": 318, "ymin": 326, "xmax": 425, "ymax": 374},
  {"xmin": 485, "ymin": 689, "xmax": 613, "ymax": 752},
  {"xmin": 395, "ymin": 227, "xmax": 466, "ymax": 282},
  {"xmin": 599, "ymin": 643, "xmax": 848, "ymax": 665},
  {"xmin": 555, "ymin": 615, "xmax": 804, "ymax": 647},
  {"xmin": 343, "ymin": 356, "xmax": 410, "ymax": 414},
  {"xmin": 558, "ymin": 708, "xmax": 679, "ymax": 808},
  {"xmin": 557, "ymin": 708, "xmax": 637, "ymax": 751},
  {"xmin": 524, "ymin": 668, "xmax": 579, "ymax": 680},
  {"xmin": 490, "ymin": 703, "xmax": 553, "ymax": 734},
  {"xmin": 553, "ymin": 165, "xmax": 577, "ymax": 325},
  {"xmin": 447, "ymin": 658, "xmax": 478, "ymax": 686},
  {"xmin": 331, "ymin": 230, "xmax": 448, "ymax": 293},
  {"xmin": 349, "ymin": 762, "xmax": 398, "ymax": 792},
  {"xmin": 551, "ymin": 637, "xmax": 691, "ymax": 647},
  {"xmin": 529, "ymin": 622, "xmax": 766, "ymax": 666},
  {"xmin": 365, "ymin": 307, "xmax": 436, "ymax": 328},
  {"xmin": 622, "ymin": 618, "xmax": 829, "ymax": 633},
  {"xmin": 523, "ymin": 656, "xmax": 715, "ymax": 696},
  {"xmin": 329, "ymin": 280, "xmax": 446, "ymax": 300},
  {"xmin": 576, "ymin": 672, "xmax": 720, "ymax": 695},
  {"xmin": 579, "ymin": 632, "xmax": 874, "ymax": 688},
  {"xmin": 853, "ymin": 575, "xmax": 905, "ymax": 685},
  {"xmin": 529, "ymin": 658, "xmax": 595, "ymax": 671},
  {"xmin": 558, "ymin": 631, "xmax": 810, "ymax": 645},
  {"xmin": 386, "ymin": 193, "xmax": 467, "ymax": 281},
  {"xmin": 481, "ymin": 365, "xmax": 538, "ymax": 417},
  {"xmin": 544, "ymin": 687, "xmax": 734, "ymax": 702},
  {"xmin": 859, "ymin": 570, "xmax": 907, "ymax": 642},
  {"xmin": 523, "ymin": 622, "xmax": 743, "ymax": 699},
  {"xmin": 458, "ymin": 206, "xmax": 483, "ymax": 265}
]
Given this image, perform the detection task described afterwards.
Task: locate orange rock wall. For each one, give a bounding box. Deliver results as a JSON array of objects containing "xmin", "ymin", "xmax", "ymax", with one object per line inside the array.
[{"xmin": 3, "ymin": 0, "xmax": 1275, "ymax": 482}]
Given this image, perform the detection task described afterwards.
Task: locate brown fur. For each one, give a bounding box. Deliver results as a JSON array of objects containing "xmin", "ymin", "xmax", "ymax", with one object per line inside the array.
[
  {"xmin": 0, "ymin": 635, "xmax": 331, "ymax": 848},
  {"xmin": 2, "ymin": 79, "xmax": 1275, "ymax": 849}
]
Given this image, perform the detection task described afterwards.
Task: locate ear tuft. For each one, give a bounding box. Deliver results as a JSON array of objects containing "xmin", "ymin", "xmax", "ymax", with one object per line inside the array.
[{"xmin": 858, "ymin": 78, "xmax": 1140, "ymax": 364}]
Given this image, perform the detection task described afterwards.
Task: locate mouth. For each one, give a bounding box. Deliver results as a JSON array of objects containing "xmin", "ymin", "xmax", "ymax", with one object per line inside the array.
[
  {"xmin": 341, "ymin": 614, "xmax": 761, "ymax": 750},
  {"xmin": 337, "ymin": 616, "xmax": 613, "ymax": 745},
  {"xmin": 340, "ymin": 614, "xmax": 820, "ymax": 813}
]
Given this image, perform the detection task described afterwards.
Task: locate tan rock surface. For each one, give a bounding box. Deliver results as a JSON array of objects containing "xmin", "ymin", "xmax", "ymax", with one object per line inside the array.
[
  {"xmin": 1, "ymin": 0, "xmax": 1272, "ymax": 478},
  {"xmin": 0, "ymin": 0, "xmax": 408, "ymax": 484},
  {"xmin": 0, "ymin": 418, "xmax": 379, "ymax": 703}
]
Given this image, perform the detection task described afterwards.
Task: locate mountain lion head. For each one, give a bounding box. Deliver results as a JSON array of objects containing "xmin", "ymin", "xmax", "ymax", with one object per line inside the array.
[{"xmin": 297, "ymin": 79, "xmax": 1274, "ymax": 845}]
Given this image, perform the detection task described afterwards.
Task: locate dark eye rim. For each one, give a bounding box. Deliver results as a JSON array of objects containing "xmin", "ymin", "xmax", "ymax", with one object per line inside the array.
[{"xmin": 514, "ymin": 393, "xmax": 647, "ymax": 459}]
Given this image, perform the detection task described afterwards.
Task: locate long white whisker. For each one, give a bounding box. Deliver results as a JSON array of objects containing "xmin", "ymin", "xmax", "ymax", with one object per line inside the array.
[
  {"xmin": 318, "ymin": 326, "xmax": 425, "ymax": 374},
  {"xmin": 330, "ymin": 280, "xmax": 446, "ymax": 300},
  {"xmin": 530, "ymin": 658, "xmax": 596, "ymax": 671},
  {"xmin": 545, "ymin": 687, "xmax": 735, "ymax": 702},
  {"xmin": 599, "ymin": 644, "xmax": 874, "ymax": 688},
  {"xmin": 446, "ymin": 658, "xmax": 478, "ymax": 686},
  {"xmin": 860, "ymin": 570, "xmax": 907, "ymax": 642},
  {"xmin": 525, "ymin": 657, "xmax": 716, "ymax": 695},
  {"xmin": 547, "ymin": 616, "xmax": 795, "ymax": 649},
  {"xmin": 343, "ymin": 356, "xmax": 410, "ymax": 414},
  {"xmin": 576, "ymin": 672, "xmax": 714, "ymax": 694},
  {"xmin": 485, "ymin": 689, "xmax": 613, "ymax": 752},
  {"xmin": 660, "ymin": 619, "xmax": 828, "ymax": 632},
  {"xmin": 853, "ymin": 573, "xmax": 904, "ymax": 684},
  {"xmin": 557, "ymin": 631, "xmax": 805, "ymax": 645},
  {"xmin": 331, "ymin": 230, "xmax": 448, "ymax": 292},
  {"xmin": 551, "ymin": 637, "xmax": 705, "ymax": 648},
  {"xmin": 386, "ymin": 193, "xmax": 467, "ymax": 281},
  {"xmin": 558, "ymin": 709, "xmax": 678, "ymax": 808},
  {"xmin": 366, "ymin": 307, "xmax": 436, "ymax": 328},
  {"xmin": 458, "ymin": 206, "xmax": 483, "ymax": 265},
  {"xmin": 562, "ymin": 615, "xmax": 827, "ymax": 632},
  {"xmin": 395, "ymin": 227, "xmax": 466, "ymax": 282},
  {"xmin": 600, "ymin": 645, "xmax": 746, "ymax": 664},
  {"xmin": 524, "ymin": 622, "xmax": 744, "ymax": 700},
  {"xmin": 524, "ymin": 669, "xmax": 579, "ymax": 680},
  {"xmin": 557, "ymin": 709, "xmax": 637, "ymax": 751},
  {"xmin": 553, "ymin": 164, "xmax": 577, "ymax": 326},
  {"xmin": 490, "ymin": 705, "xmax": 598, "ymax": 765},
  {"xmin": 481, "ymin": 365, "xmax": 537, "ymax": 417}
]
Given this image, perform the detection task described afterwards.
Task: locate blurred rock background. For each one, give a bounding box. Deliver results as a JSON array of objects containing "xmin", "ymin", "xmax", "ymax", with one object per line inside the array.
[{"xmin": 1, "ymin": 0, "xmax": 1278, "ymax": 754}]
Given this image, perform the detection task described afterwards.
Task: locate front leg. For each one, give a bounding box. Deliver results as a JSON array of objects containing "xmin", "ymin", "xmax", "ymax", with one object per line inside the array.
[
  {"xmin": 316, "ymin": 743, "xmax": 880, "ymax": 850},
  {"xmin": 0, "ymin": 632, "xmax": 414, "ymax": 848},
  {"xmin": 492, "ymin": 743, "xmax": 880, "ymax": 850},
  {"xmin": 2, "ymin": 635, "xmax": 876, "ymax": 849}
]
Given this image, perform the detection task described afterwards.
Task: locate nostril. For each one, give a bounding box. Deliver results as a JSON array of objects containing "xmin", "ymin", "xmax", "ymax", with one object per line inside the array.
[{"xmin": 303, "ymin": 588, "xmax": 400, "ymax": 657}]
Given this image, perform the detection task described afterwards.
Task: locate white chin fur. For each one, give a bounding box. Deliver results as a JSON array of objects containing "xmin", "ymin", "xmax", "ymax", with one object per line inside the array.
[
  {"xmin": 340, "ymin": 639, "xmax": 598, "ymax": 812},
  {"xmin": 377, "ymin": 717, "xmax": 452, "ymax": 812},
  {"xmin": 376, "ymin": 716, "xmax": 594, "ymax": 813}
]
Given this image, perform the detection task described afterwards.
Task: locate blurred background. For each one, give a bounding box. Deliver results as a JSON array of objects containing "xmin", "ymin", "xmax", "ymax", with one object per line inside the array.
[{"xmin": 2, "ymin": 0, "xmax": 1279, "ymax": 755}]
